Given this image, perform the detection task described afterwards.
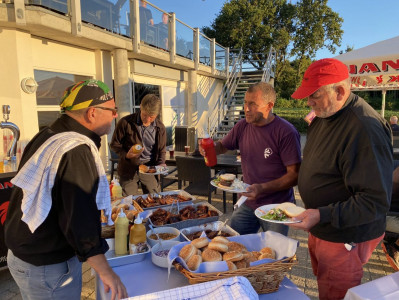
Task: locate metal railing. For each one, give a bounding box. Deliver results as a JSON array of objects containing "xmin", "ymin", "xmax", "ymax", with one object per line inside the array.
[
  {"xmin": 208, "ymin": 49, "xmax": 243, "ymax": 138},
  {"xmin": 262, "ymin": 47, "xmax": 277, "ymax": 82}
]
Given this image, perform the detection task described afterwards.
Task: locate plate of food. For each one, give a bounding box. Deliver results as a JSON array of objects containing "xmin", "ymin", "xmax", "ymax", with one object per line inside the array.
[
  {"xmin": 139, "ymin": 165, "xmax": 169, "ymax": 175},
  {"xmin": 211, "ymin": 173, "xmax": 249, "ymax": 193},
  {"xmin": 254, "ymin": 202, "xmax": 305, "ymax": 224}
]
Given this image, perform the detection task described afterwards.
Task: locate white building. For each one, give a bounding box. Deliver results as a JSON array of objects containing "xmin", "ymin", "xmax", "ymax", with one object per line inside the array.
[{"xmin": 0, "ymin": 0, "xmax": 229, "ymax": 168}]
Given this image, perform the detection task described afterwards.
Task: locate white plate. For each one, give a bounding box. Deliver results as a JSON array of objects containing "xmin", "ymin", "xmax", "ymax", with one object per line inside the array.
[
  {"xmin": 254, "ymin": 204, "xmax": 301, "ymax": 224},
  {"xmin": 139, "ymin": 166, "xmax": 169, "ymax": 176},
  {"xmin": 210, "ymin": 180, "xmax": 249, "ymax": 193}
]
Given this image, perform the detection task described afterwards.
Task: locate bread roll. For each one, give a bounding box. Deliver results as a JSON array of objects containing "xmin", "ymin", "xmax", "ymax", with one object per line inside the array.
[
  {"xmin": 226, "ymin": 261, "xmax": 237, "ymax": 271},
  {"xmin": 179, "ymin": 244, "xmax": 196, "ymax": 262},
  {"xmin": 187, "ymin": 254, "xmax": 202, "ymax": 270},
  {"xmin": 223, "ymin": 251, "xmax": 244, "ymax": 262},
  {"xmin": 139, "ymin": 165, "xmax": 149, "ymax": 173},
  {"xmin": 276, "ymin": 202, "xmax": 297, "ymax": 211},
  {"xmin": 251, "ymin": 251, "xmax": 261, "ymax": 260},
  {"xmin": 235, "ymin": 259, "xmax": 247, "ymax": 269},
  {"xmin": 283, "ymin": 205, "xmax": 306, "ymax": 217},
  {"xmin": 202, "ymin": 249, "xmax": 222, "ymax": 262},
  {"xmin": 227, "ymin": 241, "xmax": 247, "ymax": 253},
  {"xmin": 259, "ymin": 247, "xmax": 276, "ymax": 259},
  {"xmin": 192, "ymin": 237, "xmax": 209, "ymax": 249},
  {"xmin": 212, "ymin": 236, "xmax": 229, "ymax": 244},
  {"xmin": 208, "ymin": 241, "xmax": 228, "ymax": 253}
]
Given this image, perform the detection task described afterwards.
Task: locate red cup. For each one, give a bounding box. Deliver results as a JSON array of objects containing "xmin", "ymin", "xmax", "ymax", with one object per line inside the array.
[
  {"xmin": 169, "ymin": 149, "xmax": 174, "ymax": 159},
  {"xmin": 184, "ymin": 145, "xmax": 190, "ymax": 155}
]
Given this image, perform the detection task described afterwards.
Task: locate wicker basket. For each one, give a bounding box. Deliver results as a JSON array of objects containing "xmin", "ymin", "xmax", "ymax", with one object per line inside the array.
[{"xmin": 174, "ymin": 255, "xmax": 297, "ymax": 294}]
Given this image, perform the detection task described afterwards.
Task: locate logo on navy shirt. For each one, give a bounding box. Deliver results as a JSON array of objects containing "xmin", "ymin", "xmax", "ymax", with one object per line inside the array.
[{"xmin": 264, "ymin": 148, "xmax": 273, "ymax": 158}]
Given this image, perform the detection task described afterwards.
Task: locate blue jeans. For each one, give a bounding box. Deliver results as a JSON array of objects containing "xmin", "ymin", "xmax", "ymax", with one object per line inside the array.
[
  {"xmin": 7, "ymin": 250, "xmax": 82, "ymax": 300},
  {"xmin": 230, "ymin": 203, "xmax": 289, "ymax": 236}
]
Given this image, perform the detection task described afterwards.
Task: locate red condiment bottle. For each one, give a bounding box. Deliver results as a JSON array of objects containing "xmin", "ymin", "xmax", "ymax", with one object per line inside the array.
[{"xmin": 201, "ymin": 134, "xmax": 217, "ymax": 167}]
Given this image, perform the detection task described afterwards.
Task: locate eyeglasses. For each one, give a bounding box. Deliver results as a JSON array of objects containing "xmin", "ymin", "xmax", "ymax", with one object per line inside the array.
[{"xmin": 94, "ymin": 106, "xmax": 118, "ymax": 116}]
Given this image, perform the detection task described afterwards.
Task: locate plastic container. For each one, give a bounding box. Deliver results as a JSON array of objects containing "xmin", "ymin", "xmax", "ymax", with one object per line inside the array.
[
  {"xmin": 114, "ymin": 210, "xmax": 129, "ymax": 256},
  {"xmin": 129, "ymin": 214, "xmax": 147, "ymax": 253},
  {"xmin": 111, "ymin": 178, "xmax": 123, "ymax": 199},
  {"xmin": 201, "ymin": 134, "xmax": 217, "ymax": 167}
]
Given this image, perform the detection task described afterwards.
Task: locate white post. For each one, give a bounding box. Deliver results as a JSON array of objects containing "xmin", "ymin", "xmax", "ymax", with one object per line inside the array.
[
  {"xmin": 169, "ymin": 13, "xmax": 176, "ymax": 64},
  {"xmin": 131, "ymin": 0, "xmax": 140, "ymax": 53},
  {"xmin": 193, "ymin": 28, "xmax": 200, "ymax": 70},
  {"xmin": 13, "ymin": 0, "xmax": 26, "ymax": 25},
  {"xmin": 211, "ymin": 38, "xmax": 216, "ymax": 74},
  {"xmin": 70, "ymin": 0, "xmax": 82, "ymax": 36},
  {"xmin": 225, "ymin": 47, "xmax": 230, "ymax": 78},
  {"xmin": 381, "ymin": 89, "xmax": 386, "ymax": 118}
]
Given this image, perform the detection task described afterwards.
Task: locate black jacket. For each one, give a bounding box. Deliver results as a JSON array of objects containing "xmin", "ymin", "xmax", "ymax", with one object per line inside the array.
[
  {"xmin": 110, "ymin": 111, "xmax": 166, "ymax": 180},
  {"xmin": 298, "ymin": 94, "xmax": 393, "ymax": 243},
  {"xmin": 5, "ymin": 114, "xmax": 109, "ymax": 266}
]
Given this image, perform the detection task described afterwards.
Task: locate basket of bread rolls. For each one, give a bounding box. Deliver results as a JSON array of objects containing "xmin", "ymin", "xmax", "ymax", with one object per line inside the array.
[{"xmin": 171, "ymin": 232, "xmax": 298, "ymax": 294}]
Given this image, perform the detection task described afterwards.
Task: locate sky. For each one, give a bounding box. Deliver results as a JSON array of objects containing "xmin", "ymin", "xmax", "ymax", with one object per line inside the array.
[{"xmin": 148, "ymin": 0, "xmax": 398, "ymax": 60}]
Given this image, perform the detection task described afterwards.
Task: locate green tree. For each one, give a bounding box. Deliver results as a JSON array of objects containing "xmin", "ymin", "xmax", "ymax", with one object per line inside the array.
[
  {"xmin": 203, "ymin": 0, "xmax": 344, "ymax": 96},
  {"xmin": 203, "ymin": 0, "xmax": 296, "ymax": 70},
  {"xmin": 293, "ymin": 0, "xmax": 344, "ymax": 83}
]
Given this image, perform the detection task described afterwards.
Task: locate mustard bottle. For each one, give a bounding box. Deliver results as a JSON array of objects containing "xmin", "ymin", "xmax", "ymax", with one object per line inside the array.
[
  {"xmin": 111, "ymin": 178, "xmax": 123, "ymax": 199},
  {"xmin": 114, "ymin": 210, "xmax": 129, "ymax": 256},
  {"xmin": 129, "ymin": 214, "xmax": 146, "ymax": 254}
]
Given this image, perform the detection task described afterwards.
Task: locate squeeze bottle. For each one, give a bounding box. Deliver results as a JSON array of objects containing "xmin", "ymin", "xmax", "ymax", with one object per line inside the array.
[
  {"xmin": 201, "ymin": 134, "xmax": 217, "ymax": 167},
  {"xmin": 129, "ymin": 214, "xmax": 146, "ymax": 252},
  {"xmin": 111, "ymin": 178, "xmax": 123, "ymax": 199},
  {"xmin": 114, "ymin": 210, "xmax": 129, "ymax": 256}
]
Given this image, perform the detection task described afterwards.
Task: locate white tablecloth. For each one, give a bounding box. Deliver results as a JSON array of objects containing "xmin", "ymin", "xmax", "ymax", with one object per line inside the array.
[
  {"xmin": 344, "ymin": 272, "xmax": 399, "ymax": 300},
  {"xmin": 95, "ymin": 253, "xmax": 310, "ymax": 300}
]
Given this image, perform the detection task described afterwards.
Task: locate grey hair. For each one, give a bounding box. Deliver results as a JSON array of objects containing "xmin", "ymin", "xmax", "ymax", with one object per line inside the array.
[
  {"xmin": 324, "ymin": 77, "xmax": 351, "ymax": 94},
  {"xmin": 140, "ymin": 94, "xmax": 161, "ymax": 115},
  {"xmin": 247, "ymin": 82, "xmax": 276, "ymax": 104}
]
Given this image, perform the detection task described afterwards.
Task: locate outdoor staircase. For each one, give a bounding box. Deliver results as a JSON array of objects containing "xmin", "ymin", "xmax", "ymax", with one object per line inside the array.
[
  {"xmin": 208, "ymin": 47, "xmax": 277, "ymax": 140},
  {"xmin": 214, "ymin": 71, "xmax": 264, "ymax": 139}
]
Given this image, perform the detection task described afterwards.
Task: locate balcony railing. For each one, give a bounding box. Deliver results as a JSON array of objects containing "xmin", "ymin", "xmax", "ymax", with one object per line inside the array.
[{"xmin": 19, "ymin": 0, "xmax": 228, "ymax": 73}]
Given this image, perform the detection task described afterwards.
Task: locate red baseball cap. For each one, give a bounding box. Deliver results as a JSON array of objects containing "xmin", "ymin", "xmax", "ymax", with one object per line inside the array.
[{"xmin": 291, "ymin": 58, "xmax": 349, "ymax": 99}]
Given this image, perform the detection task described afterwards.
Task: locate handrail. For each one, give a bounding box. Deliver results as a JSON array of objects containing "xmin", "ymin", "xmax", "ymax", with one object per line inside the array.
[
  {"xmin": 208, "ymin": 49, "xmax": 243, "ymax": 138},
  {"xmin": 262, "ymin": 47, "xmax": 277, "ymax": 83}
]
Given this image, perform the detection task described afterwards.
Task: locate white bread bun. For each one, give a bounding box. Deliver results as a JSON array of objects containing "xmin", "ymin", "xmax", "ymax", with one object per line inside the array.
[
  {"xmin": 223, "ymin": 251, "xmax": 244, "ymax": 262},
  {"xmin": 259, "ymin": 247, "xmax": 276, "ymax": 259},
  {"xmin": 212, "ymin": 236, "xmax": 230, "ymax": 244},
  {"xmin": 218, "ymin": 183, "xmax": 234, "ymax": 190},
  {"xmin": 187, "ymin": 254, "xmax": 202, "ymax": 270},
  {"xmin": 139, "ymin": 165, "xmax": 149, "ymax": 173},
  {"xmin": 179, "ymin": 244, "xmax": 196, "ymax": 262},
  {"xmin": 227, "ymin": 241, "xmax": 247, "ymax": 253},
  {"xmin": 283, "ymin": 205, "xmax": 305, "ymax": 217},
  {"xmin": 220, "ymin": 173, "xmax": 235, "ymax": 181},
  {"xmin": 191, "ymin": 237, "xmax": 209, "ymax": 249},
  {"xmin": 202, "ymin": 249, "xmax": 222, "ymax": 262},
  {"xmin": 208, "ymin": 241, "xmax": 229, "ymax": 253},
  {"xmin": 226, "ymin": 261, "xmax": 237, "ymax": 271},
  {"xmin": 275, "ymin": 202, "xmax": 297, "ymax": 211}
]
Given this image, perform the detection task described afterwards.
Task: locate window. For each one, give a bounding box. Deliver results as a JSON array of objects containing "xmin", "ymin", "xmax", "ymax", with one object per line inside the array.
[{"xmin": 34, "ymin": 70, "xmax": 91, "ymax": 130}]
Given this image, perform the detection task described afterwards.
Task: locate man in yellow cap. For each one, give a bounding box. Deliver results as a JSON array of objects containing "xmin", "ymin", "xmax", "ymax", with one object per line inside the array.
[
  {"xmin": 289, "ymin": 59, "xmax": 392, "ymax": 299},
  {"xmin": 5, "ymin": 80, "xmax": 127, "ymax": 300}
]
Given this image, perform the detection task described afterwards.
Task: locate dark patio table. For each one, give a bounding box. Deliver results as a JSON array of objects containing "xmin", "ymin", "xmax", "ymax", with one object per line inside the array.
[{"xmin": 166, "ymin": 152, "xmax": 242, "ymax": 211}]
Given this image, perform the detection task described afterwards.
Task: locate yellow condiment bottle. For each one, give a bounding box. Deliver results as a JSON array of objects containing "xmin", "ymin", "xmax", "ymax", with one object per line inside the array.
[
  {"xmin": 114, "ymin": 210, "xmax": 129, "ymax": 256},
  {"xmin": 129, "ymin": 214, "xmax": 146, "ymax": 254},
  {"xmin": 111, "ymin": 178, "xmax": 123, "ymax": 199}
]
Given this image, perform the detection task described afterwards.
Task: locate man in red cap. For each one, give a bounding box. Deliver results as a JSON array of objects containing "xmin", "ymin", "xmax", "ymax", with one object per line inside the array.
[{"xmin": 289, "ymin": 59, "xmax": 393, "ymax": 299}]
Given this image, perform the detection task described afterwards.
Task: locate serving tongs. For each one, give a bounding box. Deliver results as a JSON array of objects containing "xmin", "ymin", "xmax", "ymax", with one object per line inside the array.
[
  {"xmin": 169, "ymin": 198, "xmax": 180, "ymax": 215},
  {"xmin": 217, "ymin": 218, "xmax": 229, "ymax": 236},
  {"xmin": 149, "ymin": 223, "xmax": 164, "ymax": 250}
]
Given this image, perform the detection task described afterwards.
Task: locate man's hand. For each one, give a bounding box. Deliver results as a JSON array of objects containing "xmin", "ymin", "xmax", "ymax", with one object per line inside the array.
[
  {"xmin": 126, "ymin": 145, "xmax": 143, "ymax": 159},
  {"xmin": 242, "ymin": 183, "xmax": 263, "ymax": 201},
  {"xmin": 100, "ymin": 270, "xmax": 128, "ymax": 300},
  {"xmin": 288, "ymin": 209, "xmax": 320, "ymax": 231}
]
